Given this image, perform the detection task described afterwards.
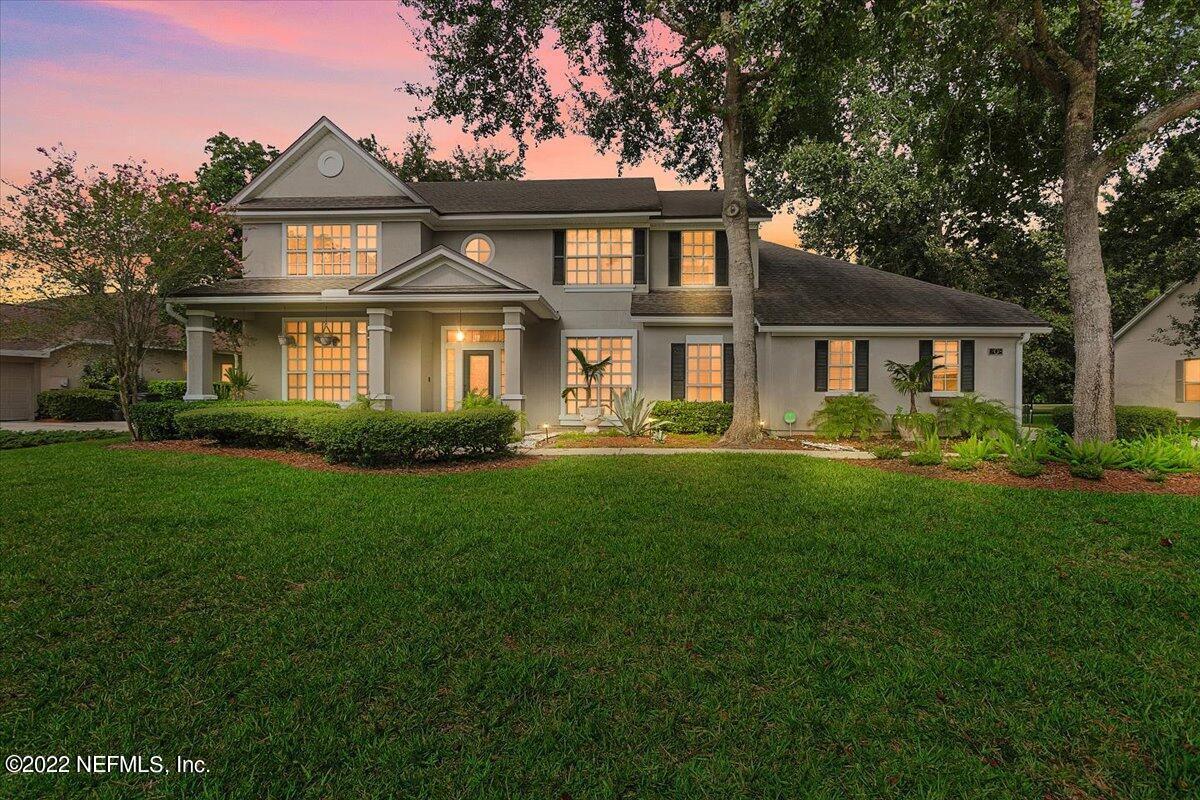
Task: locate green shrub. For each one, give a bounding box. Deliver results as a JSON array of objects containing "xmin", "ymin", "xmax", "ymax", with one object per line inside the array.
[
  {"xmin": 0, "ymin": 429, "xmax": 123, "ymax": 449},
  {"xmin": 892, "ymin": 410, "xmax": 937, "ymax": 439},
  {"xmin": 1008, "ymin": 458, "xmax": 1044, "ymax": 478},
  {"xmin": 651, "ymin": 401, "xmax": 732, "ymax": 435},
  {"xmin": 1055, "ymin": 437, "xmax": 1128, "ymax": 470},
  {"xmin": 147, "ymin": 380, "xmax": 187, "ymax": 401},
  {"xmin": 1069, "ymin": 462, "xmax": 1105, "ymax": 480},
  {"xmin": 36, "ymin": 388, "xmax": 118, "ymax": 421},
  {"xmin": 990, "ymin": 428, "xmax": 1054, "ymax": 464},
  {"xmin": 176, "ymin": 402, "xmax": 339, "ymax": 448},
  {"xmin": 1119, "ymin": 432, "xmax": 1200, "ymax": 474},
  {"xmin": 1051, "ymin": 405, "xmax": 1177, "ymax": 439},
  {"xmin": 809, "ymin": 394, "xmax": 887, "ymax": 440},
  {"xmin": 212, "ymin": 382, "xmax": 233, "ymax": 401},
  {"xmin": 907, "ymin": 433, "xmax": 944, "ymax": 466},
  {"xmin": 953, "ymin": 434, "xmax": 999, "ymax": 463},
  {"xmin": 946, "ymin": 456, "xmax": 979, "ymax": 471},
  {"xmin": 937, "ymin": 393, "xmax": 1016, "ymax": 438},
  {"xmin": 461, "ymin": 389, "xmax": 501, "ymax": 409},
  {"xmin": 871, "ymin": 443, "xmax": 903, "ymax": 460},
  {"xmin": 300, "ymin": 406, "xmax": 518, "ymax": 466}
]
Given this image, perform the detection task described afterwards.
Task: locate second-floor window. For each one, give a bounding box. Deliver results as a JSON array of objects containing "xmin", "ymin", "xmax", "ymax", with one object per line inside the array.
[
  {"xmin": 681, "ymin": 230, "xmax": 717, "ymax": 286},
  {"xmin": 566, "ymin": 228, "xmax": 633, "ymax": 286},
  {"xmin": 285, "ymin": 223, "xmax": 379, "ymax": 276}
]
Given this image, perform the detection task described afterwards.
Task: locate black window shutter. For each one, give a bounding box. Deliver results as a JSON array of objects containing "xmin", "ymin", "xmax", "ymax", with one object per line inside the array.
[
  {"xmin": 723, "ymin": 342, "xmax": 734, "ymax": 402},
  {"xmin": 854, "ymin": 340, "xmax": 869, "ymax": 392},
  {"xmin": 552, "ymin": 230, "xmax": 565, "ymax": 285},
  {"xmin": 668, "ymin": 231, "xmax": 681, "ymax": 286},
  {"xmin": 961, "ymin": 339, "xmax": 975, "ymax": 391},
  {"xmin": 670, "ymin": 343, "xmax": 686, "ymax": 400},
  {"xmin": 633, "ymin": 228, "xmax": 647, "ymax": 284},
  {"xmin": 715, "ymin": 230, "xmax": 729, "ymax": 286},
  {"xmin": 919, "ymin": 339, "xmax": 933, "ymax": 391},
  {"xmin": 815, "ymin": 340, "xmax": 829, "ymax": 392}
]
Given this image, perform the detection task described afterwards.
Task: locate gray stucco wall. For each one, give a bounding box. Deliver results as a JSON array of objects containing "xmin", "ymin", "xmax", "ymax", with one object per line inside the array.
[
  {"xmin": 258, "ymin": 131, "xmax": 405, "ymax": 199},
  {"xmin": 1115, "ymin": 277, "xmax": 1200, "ymax": 417}
]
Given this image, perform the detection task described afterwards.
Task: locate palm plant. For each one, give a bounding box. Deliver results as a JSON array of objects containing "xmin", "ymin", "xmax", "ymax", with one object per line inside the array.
[
  {"xmin": 885, "ymin": 356, "xmax": 939, "ymax": 414},
  {"xmin": 561, "ymin": 347, "xmax": 611, "ymax": 411},
  {"xmin": 224, "ymin": 367, "xmax": 256, "ymax": 401}
]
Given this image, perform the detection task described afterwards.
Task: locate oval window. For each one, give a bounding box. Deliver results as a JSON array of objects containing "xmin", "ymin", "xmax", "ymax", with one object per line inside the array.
[{"xmin": 461, "ymin": 234, "xmax": 493, "ymax": 265}]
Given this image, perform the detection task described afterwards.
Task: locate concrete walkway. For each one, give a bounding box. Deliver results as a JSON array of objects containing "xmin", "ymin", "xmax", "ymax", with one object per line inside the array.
[
  {"xmin": 531, "ymin": 446, "xmax": 873, "ymax": 459},
  {"xmin": 1, "ymin": 420, "xmax": 128, "ymax": 432}
]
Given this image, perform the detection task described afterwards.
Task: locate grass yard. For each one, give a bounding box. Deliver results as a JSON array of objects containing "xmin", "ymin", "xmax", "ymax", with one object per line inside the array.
[{"xmin": 1, "ymin": 441, "xmax": 1197, "ymax": 799}]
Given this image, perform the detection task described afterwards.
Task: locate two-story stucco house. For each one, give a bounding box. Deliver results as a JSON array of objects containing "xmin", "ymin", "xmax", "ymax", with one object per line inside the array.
[
  {"xmin": 170, "ymin": 117, "xmax": 1050, "ymax": 431},
  {"xmin": 1114, "ymin": 275, "xmax": 1200, "ymax": 418}
]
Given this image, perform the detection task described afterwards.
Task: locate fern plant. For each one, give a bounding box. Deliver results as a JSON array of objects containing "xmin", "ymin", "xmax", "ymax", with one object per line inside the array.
[
  {"xmin": 809, "ymin": 394, "xmax": 886, "ymax": 440},
  {"xmin": 990, "ymin": 429, "xmax": 1053, "ymax": 464},
  {"xmin": 907, "ymin": 431, "xmax": 944, "ymax": 466},
  {"xmin": 1055, "ymin": 437, "xmax": 1128, "ymax": 470},
  {"xmin": 937, "ymin": 393, "xmax": 1015, "ymax": 438},
  {"xmin": 1120, "ymin": 432, "xmax": 1200, "ymax": 474}
]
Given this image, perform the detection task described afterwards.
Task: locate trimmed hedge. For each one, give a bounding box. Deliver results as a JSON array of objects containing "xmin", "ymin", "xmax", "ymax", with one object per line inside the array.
[
  {"xmin": 651, "ymin": 400, "xmax": 733, "ymax": 435},
  {"xmin": 175, "ymin": 402, "xmax": 340, "ymax": 448},
  {"xmin": 300, "ymin": 407, "xmax": 518, "ymax": 466},
  {"xmin": 36, "ymin": 388, "xmax": 118, "ymax": 421},
  {"xmin": 1051, "ymin": 405, "xmax": 1177, "ymax": 440},
  {"xmin": 147, "ymin": 380, "xmax": 187, "ymax": 401}
]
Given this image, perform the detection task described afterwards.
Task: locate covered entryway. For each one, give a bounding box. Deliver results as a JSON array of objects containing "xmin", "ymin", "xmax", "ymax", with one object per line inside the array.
[{"xmin": 1, "ymin": 361, "xmax": 36, "ymax": 420}]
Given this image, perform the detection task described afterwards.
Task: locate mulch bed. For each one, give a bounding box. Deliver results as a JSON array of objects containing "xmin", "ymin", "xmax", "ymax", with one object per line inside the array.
[
  {"xmin": 113, "ymin": 440, "xmax": 538, "ymax": 476},
  {"xmin": 544, "ymin": 434, "xmax": 858, "ymax": 451},
  {"xmin": 859, "ymin": 458, "xmax": 1200, "ymax": 495}
]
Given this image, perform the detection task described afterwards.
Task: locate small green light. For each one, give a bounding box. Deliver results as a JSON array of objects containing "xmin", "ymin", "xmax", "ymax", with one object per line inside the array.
[{"xmin": 783, "ymin": 411, "xmax": 797, "ymax": 425}]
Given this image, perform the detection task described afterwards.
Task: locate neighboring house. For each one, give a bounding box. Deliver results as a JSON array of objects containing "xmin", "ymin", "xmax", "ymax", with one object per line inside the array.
[
  {"xmin": 0, "ymin": 302, "xmax": 237, "ymax": 420},
  {"xmin": 169, "ymin": 117, "xmax": 1050, "ymax": 431},
  {"xmin": 1114, "ymin": 275, "xmax": 1200, "ymax": 418}
]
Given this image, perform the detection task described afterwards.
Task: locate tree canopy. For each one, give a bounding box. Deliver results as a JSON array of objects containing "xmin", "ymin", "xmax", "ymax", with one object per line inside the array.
[{"xmin": 356, "ymin": 129, "xmax": 524, "ymax": 182}]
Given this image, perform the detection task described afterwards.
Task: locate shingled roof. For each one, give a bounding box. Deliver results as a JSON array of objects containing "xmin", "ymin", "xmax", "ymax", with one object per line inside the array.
[
  {"xmin": 631, "ymin": 243, "xmax": 1048, "ymax": 327},
  {"xmin": 0, "ymin": 301, "xmax": 237, "ymax": 354}
]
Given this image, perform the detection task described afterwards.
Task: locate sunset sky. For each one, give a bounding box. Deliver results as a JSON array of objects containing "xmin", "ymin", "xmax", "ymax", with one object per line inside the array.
[{"xmin": 0, "ymin": 0, "xmax": 798, "ymax": 248}]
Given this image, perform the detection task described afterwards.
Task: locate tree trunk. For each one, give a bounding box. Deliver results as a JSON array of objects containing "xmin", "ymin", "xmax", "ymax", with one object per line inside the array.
[
  {"xmin": 716, "ymin": 39, "xmax": 762, "ymax": 446},
  {"xmin": 1062, "ymin": 79, "xmax": 1116, "ymax": 442}
]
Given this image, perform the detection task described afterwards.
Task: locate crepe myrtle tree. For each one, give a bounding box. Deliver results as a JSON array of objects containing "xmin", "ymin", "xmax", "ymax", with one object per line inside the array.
[
  {"xmin": 871, "ymin": 0, "xmax": 1200, "ymax": 440},
  {"xmin": 400, "ymin": 0, "xmax": 866, "ymax": 444},
  {"xmin": 0, "ymin": 147, "xmax": 239, "ymax": 437}
]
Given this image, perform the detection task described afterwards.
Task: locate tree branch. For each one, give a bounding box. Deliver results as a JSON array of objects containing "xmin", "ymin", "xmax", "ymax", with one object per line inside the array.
[
  {"xmin": 1096, "ymin": 90, "xmax": 1200, "ymax": 176},
  {"xmin": 1030, "ymin": 0, "xmax": 1084, "ymax": 82},
  {"xmin": 995, "ymin": 8, "xmax": 1067, "ymax": 98}
]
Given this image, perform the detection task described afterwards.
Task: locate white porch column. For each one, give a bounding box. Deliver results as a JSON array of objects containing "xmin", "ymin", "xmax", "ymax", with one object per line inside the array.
[
  {"xmin": 184, "ymin": 310, "xmax": 217, "ymax": 401},
  {"xmin": 501, "ymin": 305, "xmax": 524, "ymax": 413},
  {"xmin": 367, "ymin": 308, "xmax": 393, "ymax": 410}
]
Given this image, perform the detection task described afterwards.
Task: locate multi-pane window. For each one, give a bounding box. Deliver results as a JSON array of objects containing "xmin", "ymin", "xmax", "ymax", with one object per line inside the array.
[
  {"xmin": 566, "ymin": 228, "xmax": 634, "ymax": 285},
  {"xmin": 283, "ymin": 319, "xmax": 368, "ymax": 403},
  {"xmin": 681, "ymin": 230, "xmax": 717, "ymax": 286},
  {"xmin": 827, "ymin": 339, "xmax": 855, "ymax": 392},
  {"xmin": 932, "ymin": 339, "xmax": 960, "ymax": 391},
  {"xmin": 1182, "ymin": 358, "xmax": 1200, "ymax": 402},
  {"xmin": 686, "ymin": 343, "xmax": 723, "ymax": 401},
  {"xmin": 462, "ymin": 235, "xmax": 493, "ymax": 264},
  {"xmin": 283, "ymin": 223, "xmax": 379, "ymax": 276},
  {"xmin": 563, "ymin": 335, "xmax": 634, "ymax": 414},
  {"xmin": 356, "ymin": 225, "xmax": 377, "ymax": 274}
]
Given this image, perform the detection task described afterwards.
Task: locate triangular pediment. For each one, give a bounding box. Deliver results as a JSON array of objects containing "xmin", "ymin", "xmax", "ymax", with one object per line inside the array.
[
  {"xmin": 354, "ymin": 246, "xmax": 533, "ymax": 293},
  {"xmin": 228, "ymin": 117, "xmax": 425, "ymax": 206}
]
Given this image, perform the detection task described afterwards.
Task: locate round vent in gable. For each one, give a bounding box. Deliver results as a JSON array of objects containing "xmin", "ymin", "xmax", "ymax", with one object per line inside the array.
[{"xmin": 317, "ymin": 150, "xmax": 344, "ymax": 177}]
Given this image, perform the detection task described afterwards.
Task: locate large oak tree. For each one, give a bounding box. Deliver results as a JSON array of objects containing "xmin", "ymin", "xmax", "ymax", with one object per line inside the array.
[{"xmin": 399, "ymin": 0, "xmax": 865, "ymax": 444}]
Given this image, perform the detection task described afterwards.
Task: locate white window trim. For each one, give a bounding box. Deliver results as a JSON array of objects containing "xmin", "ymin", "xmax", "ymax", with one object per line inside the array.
[
  {"xmin": 279, "ymin": 316, "xmax": 368, "ymax": 404},
  {"xmin": 563, "ymin": 228, "xmax": 636, "ymax": 288},
  {"xmin": 439, "ymin": 324, "xmax": 505, "ymax": 411},
  {"xmin": 280, "ymin": 222, "xmax": 383, "ymax": 277},
  {"xmin": 559, "ymin": 328, "xmax": 638, "ymax": 424},
  {"xmin": 931, "ymin": 338, "xmax": 964, "ymax": 395},
  {"xmin": 459, "ymin": 233, "xmax": 496, "ymax": 265}
]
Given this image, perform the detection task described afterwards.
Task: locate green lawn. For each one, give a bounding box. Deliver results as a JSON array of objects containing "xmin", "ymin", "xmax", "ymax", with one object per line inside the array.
[{"xmin": 1, "ymin": 441, "xmax": 1197, "ymax": 799}]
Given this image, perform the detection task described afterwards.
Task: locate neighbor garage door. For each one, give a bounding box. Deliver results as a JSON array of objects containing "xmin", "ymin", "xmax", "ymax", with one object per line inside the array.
[{"xmin": 1, "ymin": 362, "xmax": 36, "ymax": 420}]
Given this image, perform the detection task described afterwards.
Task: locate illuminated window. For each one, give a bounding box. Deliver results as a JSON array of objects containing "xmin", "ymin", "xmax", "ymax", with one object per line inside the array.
[
  {"xmin": 220, "ymin": 363, "xmax": 234, "ymax": 382},
  {"xmin": 933, "ymin": 339, "xmax": 960, "ymax": 392},
  {"xmin": 687, "ymin": 343, "xmax": 723, "ymax": 401},
  {"xmin": 286, "ymin": 225, "xmax": 308, "ymax": 276},
  {"xmin": 444, "ymin": 328, "xmax": 504, "ymax": 343},
  {"xmin": 681, "ymin": 230, "xmax": 717, "ymax": 286},
  {"xmin": 283, "ymin": 223, "xmax": 378, "ymax": 276},
  {"xmin": 461, "ymin": 235, "xmax": 493, "ymax": 265},
  {"xmin": 1182, "ymin": 358, "xmax": 1200, "ymax": 402},
  {"xmin": 443, "ymin": 328, "xmax": 505, "ymax": 410},
  {"xmin": 356, "ymin": 225, "xmax": 378, "ymax": 274},
  {"xmin": 827, "ymin": 339, "xmax": 855, "ymax": 392},
  {"xmin": 566, "ymin": 228, "xmax": 633, "ymax": 285},
  {"xmin": 281, "ymin": 319, "xmax": 367, "ymax": 403},
  {"xmin": 563, "ymin": 335, "xmax": 634, "ymax": 414}
]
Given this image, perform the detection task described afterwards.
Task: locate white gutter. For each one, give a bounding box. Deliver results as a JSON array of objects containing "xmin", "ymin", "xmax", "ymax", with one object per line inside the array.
[{"xmin": 1015, "ymin": 332, "xmax": 1030, "ymax": 429}]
